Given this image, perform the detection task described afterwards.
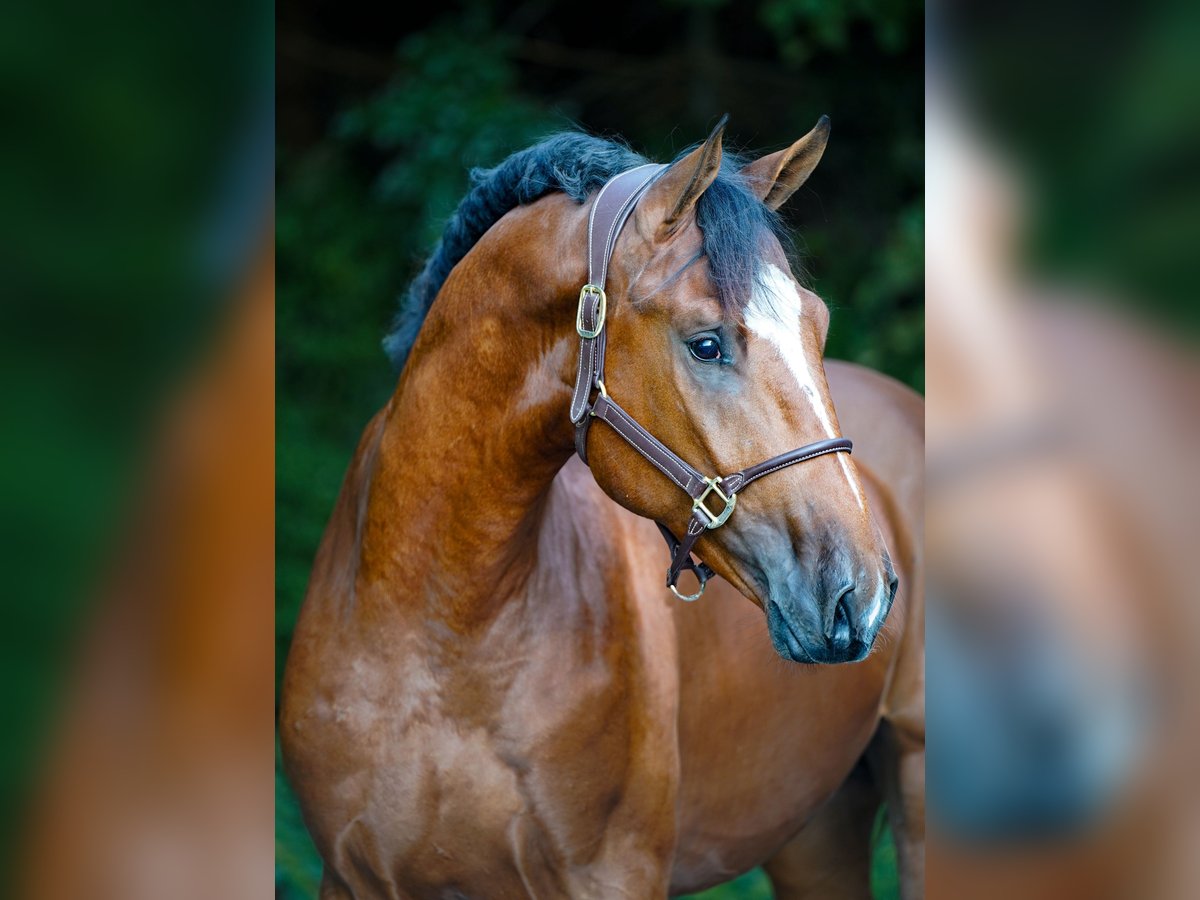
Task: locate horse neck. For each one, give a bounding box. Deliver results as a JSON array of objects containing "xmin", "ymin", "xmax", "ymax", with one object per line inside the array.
[{"xmin": 359, "ymin": 196, "xmax": 589, "ymax": 629}]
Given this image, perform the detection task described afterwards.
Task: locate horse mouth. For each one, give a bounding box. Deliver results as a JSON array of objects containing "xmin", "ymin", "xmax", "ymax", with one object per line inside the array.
[
  {"xmin": 766, "ymin": 599, "xmax": 871, "ymax": 665},
  {"xmin": 765, "ymin": 600, "xmax": 815, "ymax": 663}
]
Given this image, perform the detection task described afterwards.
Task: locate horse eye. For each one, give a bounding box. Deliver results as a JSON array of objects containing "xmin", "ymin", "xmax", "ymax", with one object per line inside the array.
[{"xmin": 687, "ymin": 336, "xmax": 722, "ymax": 362}]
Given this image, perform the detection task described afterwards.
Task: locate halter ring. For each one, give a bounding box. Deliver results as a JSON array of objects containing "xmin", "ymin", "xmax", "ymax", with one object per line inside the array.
[{"xmin": 669, "ymin": 568, "xmax": 707, "ymax": 602}]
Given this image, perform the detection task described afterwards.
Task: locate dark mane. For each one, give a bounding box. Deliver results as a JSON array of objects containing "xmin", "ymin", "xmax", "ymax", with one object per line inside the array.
[{"xmin": 384, "ymin": 132, "xmax": 787, "ymax": 371}]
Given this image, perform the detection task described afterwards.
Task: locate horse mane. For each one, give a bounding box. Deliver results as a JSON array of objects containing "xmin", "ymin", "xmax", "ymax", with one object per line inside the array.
[{"xmin": 383, "ymin": 132, "xmax": 787, "ymax": 371}]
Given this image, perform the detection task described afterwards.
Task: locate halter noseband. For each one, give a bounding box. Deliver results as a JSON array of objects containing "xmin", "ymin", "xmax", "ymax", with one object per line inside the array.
[{"xmin": 570, "ymin": 165, "xmax": 853, "ymax": 600}]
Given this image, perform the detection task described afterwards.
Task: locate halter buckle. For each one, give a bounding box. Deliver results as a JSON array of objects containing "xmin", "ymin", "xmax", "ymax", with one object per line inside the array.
[
  {"xmin": 576, "ymin": 284, "xmax": 607, "ymax": 339},
  {"xmin": 693, "ymin": 476, "xmax": 737, "ymax": 529}
]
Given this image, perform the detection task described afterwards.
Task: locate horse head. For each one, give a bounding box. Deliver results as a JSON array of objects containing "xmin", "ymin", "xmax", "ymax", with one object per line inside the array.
[{"xmin": 583, "ymin": 119, "xmax": 897, "ymax": 664}]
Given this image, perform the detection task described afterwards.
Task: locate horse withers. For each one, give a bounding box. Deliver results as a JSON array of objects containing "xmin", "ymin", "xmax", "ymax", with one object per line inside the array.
[{"xmin": 281, "ymin": 119, "xmax": 925, "ymax": 898}]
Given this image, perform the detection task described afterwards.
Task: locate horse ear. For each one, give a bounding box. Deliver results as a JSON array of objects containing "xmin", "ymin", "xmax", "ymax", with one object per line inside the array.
[
  {"xmin": 642, "ymin": 115, "xmax": 728, "ymax": 238},
  {"xmin": 742, "ymin": 116, "xmax": 830, "ymax": 211}
]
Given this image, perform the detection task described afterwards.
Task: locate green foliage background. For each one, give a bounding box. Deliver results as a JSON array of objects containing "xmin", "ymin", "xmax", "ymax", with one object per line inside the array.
[
  {"xmin": 277, "ymin": 1, "xmax": 922, "ymax": 896},
  {"xmin": 0, "ymin": 0, "xmax": 270, "ymax": 883}
]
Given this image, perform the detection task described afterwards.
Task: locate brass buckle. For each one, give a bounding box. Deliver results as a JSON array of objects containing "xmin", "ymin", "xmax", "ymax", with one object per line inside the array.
[
  {"xmin": 576, "ymin": 284, "xmax": 607, "ymax": 339},
  {"xmin": 693, "ymin": 476, "xmax": 737, "ymax": 529}
]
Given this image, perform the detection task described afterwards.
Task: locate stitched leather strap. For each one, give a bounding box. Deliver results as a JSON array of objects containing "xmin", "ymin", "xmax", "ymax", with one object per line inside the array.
[
  {"xmin": 569, "ymin": 164, "xmax": 666, "ymax": 430},
  {"xmin": 664, "ymin": 438, "xmax": 853, "ymax": 589},
  {"xmin": 657, "ymin": 522, "xmax": 715, "ymax": 593},
  {"xmin": 570, "ymin": 166, "xmax": 853, "ymax": 597},
  {"xmin": 591, "ymin": 393, "xmax": 706, "ymax": 496},
  {"xmin": 725, "ymin": 437, "xmax": 854, "ymax": 494}
]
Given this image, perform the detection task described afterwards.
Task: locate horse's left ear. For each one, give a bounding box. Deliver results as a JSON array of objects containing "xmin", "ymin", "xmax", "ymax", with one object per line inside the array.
[
  {"xmin": 742, "ymin": 115, "xmax": 830, "ymax": 210},
  {"xmin": 640, "ymin": 114, "xmax": 728, "ymax": 239}
]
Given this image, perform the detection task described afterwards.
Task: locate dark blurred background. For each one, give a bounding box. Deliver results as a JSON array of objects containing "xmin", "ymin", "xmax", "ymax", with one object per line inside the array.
[{"xmin": 276, "ymin": 0, "xmax": 922, "ymax": 897}]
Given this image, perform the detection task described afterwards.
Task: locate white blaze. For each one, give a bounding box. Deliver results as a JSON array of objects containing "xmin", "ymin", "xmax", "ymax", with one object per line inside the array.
[
  {"xmin": 838, "ymin": 456, "xmax": 865, "ymax": 511},
  {"xmin": 864, "ymin": 575, "xmax": 886, "ymax": 630},
  {"xmin": 745, "ymin": 263, "xmax": 867, "ymax": 511}
]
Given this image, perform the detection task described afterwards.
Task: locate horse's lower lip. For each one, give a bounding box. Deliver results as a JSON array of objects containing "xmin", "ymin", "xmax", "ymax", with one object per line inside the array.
[{"xmin": 768, "ymin": 601, "xmax": 813, "ymax": 663}]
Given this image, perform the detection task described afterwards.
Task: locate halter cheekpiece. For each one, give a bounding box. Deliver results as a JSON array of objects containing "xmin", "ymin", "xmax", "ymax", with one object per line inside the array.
[{"xmin": 570, "ymin": 165, "xmax": 853, "ymax": 600}]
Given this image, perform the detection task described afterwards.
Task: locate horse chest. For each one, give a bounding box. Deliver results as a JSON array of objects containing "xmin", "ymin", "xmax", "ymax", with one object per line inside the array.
[
  {"xmin": 666, "ymin": 584, "xmax": 893, "ymax": 886},
  {"xmin": 320, "ymin": 623, "xmax": 668, "ymax": 890}
]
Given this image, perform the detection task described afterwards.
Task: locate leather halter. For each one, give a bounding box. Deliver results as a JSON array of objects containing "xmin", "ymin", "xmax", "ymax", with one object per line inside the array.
[{"xmin": 570, "ymin": 165, "xmax": 853, "ymax": 600}]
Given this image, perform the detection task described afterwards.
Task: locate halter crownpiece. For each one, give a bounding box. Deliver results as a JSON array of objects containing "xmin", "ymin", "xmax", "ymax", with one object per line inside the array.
[{"xmin": 571, "ymin": 166, "xmax": 853, "ymax": 600}]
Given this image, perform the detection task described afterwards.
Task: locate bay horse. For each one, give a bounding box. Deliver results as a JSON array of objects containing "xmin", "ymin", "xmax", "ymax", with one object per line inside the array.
[{"xmin": 280, "ymin": 118, "xmax": 925, "ymax": 898}]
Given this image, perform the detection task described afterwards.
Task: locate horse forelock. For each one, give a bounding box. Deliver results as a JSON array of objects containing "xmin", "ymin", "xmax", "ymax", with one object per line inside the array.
[
  {"xmin": 383, "ymin": 134, "xmax": 796, "ymax": 371},
  {"xmin": 691, "ymin": 154, "xmax": 794, "ymax": 323}
]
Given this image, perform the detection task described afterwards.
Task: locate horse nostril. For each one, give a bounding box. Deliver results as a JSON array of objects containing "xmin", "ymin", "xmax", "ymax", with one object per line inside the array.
[{"xmin": 830, "ymin": 587, "xmax": 853, "ymax": 649}]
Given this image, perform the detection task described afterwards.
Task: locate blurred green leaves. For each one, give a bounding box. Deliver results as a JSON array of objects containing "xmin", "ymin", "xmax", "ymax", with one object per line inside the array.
[
  {"xmin": 823, "ymin": 199, "xmax": 925, "ymax": 391},
  {"xmin": 760, "ymin": 0, "xmax": 918, "ymax": 64},
  {"xmin": 336, "ymin": 17, "xmax": 564, "ymax": 244}
]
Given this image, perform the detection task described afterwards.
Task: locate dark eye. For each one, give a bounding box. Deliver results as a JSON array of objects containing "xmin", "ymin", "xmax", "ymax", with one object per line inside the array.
[{"xmin": 687, "ymin": 336, "xmax": 722, "ymax": 362}]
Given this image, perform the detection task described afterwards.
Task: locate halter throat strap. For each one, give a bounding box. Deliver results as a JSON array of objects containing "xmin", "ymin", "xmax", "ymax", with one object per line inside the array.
[{"xmin": 570, "ymin": 166, "xmax": 853, "ymax": 600}]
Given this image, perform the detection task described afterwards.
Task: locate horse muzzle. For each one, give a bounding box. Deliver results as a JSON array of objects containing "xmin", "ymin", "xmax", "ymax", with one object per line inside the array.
[{"xmin": 764, "ymin": 552, "xmax": 898, "ymax": 664}]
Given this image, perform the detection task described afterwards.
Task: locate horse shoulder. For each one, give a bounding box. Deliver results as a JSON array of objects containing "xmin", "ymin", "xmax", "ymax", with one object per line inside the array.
[{"xmin": 279, "ymin": 405, "xmax": 396, "ymax": 855}]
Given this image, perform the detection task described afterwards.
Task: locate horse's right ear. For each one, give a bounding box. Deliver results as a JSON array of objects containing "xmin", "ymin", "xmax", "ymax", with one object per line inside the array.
[
  {"xmin": 640, "ymin": 115, "xmax": 728, "ymax": 239},
  {"xmin": 742, "ymin": 115, "xmax": 830, "ymax": 210}
]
